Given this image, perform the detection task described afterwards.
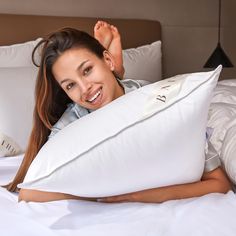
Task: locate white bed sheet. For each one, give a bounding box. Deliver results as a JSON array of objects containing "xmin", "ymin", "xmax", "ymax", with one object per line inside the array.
[
  {"xmin": 1, "ymin": 154, "xmax": 236, "ymax": 236},
  {"xmin": 1, "ymin": 79, "xmax": 236, "ymax": 236}
]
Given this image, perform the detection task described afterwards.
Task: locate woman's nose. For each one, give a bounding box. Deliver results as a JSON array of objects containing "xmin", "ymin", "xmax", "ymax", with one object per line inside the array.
[{"xmin": 78, "ymin": 79, "xmax": 92, "ymax": 96}]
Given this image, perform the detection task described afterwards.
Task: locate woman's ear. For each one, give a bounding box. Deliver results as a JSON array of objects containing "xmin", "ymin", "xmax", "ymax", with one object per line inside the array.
[{"xmin": 103, "ymin": 50, "xmax": 115, "ymax": 71}]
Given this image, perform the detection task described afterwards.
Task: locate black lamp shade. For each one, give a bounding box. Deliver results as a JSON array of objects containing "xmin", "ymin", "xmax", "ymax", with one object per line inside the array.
[
  {"xmin": 204, "ymin": 42, "xmax": 234, "ymax": 68},
  {"xmin": 203, "ymin": 0, "xmax": 234, "ymax": 68}
]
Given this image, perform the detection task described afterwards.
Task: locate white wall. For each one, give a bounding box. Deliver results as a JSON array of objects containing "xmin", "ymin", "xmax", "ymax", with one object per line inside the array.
[{"xmin": 0, "ymin": 0, "xmax": 235, "ymax": 79}]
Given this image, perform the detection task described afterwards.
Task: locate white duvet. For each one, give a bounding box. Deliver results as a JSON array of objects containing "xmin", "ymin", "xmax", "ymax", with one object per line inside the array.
[
  {"xmin": 207, "ymin": 79, "xmax": 236, "ymax": 184},
  {"xmin": 208, "ymin": 79, "xmax": 236, "ymax": 153},
  {"xmin": 1, "ymin": 79, "xmax": 236, "ymax": 236}
]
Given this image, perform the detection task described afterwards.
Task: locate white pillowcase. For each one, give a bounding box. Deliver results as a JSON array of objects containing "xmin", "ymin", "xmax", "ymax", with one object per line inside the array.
[
  {"xmin": 0, "ymin": 132, "xmax": 22, "ymax": 157},
  {"xmin": 0, "ymin": 67, "xmax": 38, "ymax": 153},
  {"xmin": 0, "ymin": 38, "xmax": 42, "ymax": 67},
  {"xmin": 0, "ymin": 38, "xmax": 40, "ymax": 156},
  {"xmin": 123, "ymin": 41, "xmax": 162, "ymax": 83},
  {"xmin": 0, "ymin": 38, "xmax": 162, "ymax": 84},
  {"xmin": 18, "ymin": 66, "xmax": 221, "ymax": 197}
]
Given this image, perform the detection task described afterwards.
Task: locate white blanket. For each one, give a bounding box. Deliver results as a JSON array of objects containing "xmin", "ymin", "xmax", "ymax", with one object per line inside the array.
[
  {"xmin": 208, "ymin": 79, "xmax": 236, "ymax": 153},
  {"xmin": 207, "ymin": 79, "xmax": 236, "ymax": 185}
]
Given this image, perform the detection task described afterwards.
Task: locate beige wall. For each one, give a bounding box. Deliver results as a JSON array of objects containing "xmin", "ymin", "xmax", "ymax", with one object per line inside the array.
[{"xmin": 0, "ymin": 0, "xmax": 235, "ymax": 79}]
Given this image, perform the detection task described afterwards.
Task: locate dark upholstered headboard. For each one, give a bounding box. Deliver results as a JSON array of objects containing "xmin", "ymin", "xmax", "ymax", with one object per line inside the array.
[{"xmin": 0, "ymin": 14, "xmax": 161, "ymax": 48}]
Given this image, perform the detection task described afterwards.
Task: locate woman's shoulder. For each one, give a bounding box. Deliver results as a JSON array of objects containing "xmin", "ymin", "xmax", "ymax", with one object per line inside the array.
[
  {"xmin": 48, "ymin": 103, "xmax": 90, "ymax": 139},
  {"xmin": 119, "ymin": 78, "xmax": 151, "ymax": 93}
]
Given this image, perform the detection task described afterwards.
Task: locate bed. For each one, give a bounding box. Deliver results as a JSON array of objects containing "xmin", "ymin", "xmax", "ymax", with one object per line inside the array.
[{"xmin": 1, "ymin": 13, "xmax": 236, "ymax": 236}]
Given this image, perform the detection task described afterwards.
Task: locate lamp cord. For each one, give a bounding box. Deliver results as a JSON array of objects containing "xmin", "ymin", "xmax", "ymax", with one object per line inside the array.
[{"xmin": 218, "ymin": 0, "xmax": 221, "ymax": 43}]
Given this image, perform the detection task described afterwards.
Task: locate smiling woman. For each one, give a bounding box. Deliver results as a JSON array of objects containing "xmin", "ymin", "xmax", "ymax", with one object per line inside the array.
[
  {"xmin": 6, "ymin": 22, "xmax": 231, "ymax": 203},
  {"xmin": 52, "ymin": 48, "xmax": 124, "ymax": 110},
  {"xmin": 7, "ymin": 23, "xmax": 149, "ymax": 200}
]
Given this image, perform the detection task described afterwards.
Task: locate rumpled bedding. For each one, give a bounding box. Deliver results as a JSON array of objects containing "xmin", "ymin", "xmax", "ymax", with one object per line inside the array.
[
  {"xmin": 207, "ymin": 79, "xmax": 236, "ymax": 184},
  {"xmin": 208, "ymin": 79, "xmax": 236, "ymax": 153}
]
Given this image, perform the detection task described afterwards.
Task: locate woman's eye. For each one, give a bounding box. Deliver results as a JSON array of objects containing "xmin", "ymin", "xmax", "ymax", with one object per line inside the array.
[
  {"xmin": 66, "ymin": 83, "xmax": 74, "ymax": 91},
  {"xmin": 83, "ymin": 66, "xmax": 92, "ymax": 76}
]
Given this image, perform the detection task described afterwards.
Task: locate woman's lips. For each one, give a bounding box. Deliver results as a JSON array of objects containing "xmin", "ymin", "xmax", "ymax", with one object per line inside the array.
[
  {"xmin": 87, "ymin": 89, "xmax": 101, "ymax": 103},
  {"xmin": 86, "ymin": 87, "xmax": 103, "ymax": 106}
]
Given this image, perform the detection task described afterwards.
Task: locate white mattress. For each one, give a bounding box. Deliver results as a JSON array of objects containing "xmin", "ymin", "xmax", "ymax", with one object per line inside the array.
[{"xmin": 1, "ymin": 79, "xmax": 236, "ymax": 236}]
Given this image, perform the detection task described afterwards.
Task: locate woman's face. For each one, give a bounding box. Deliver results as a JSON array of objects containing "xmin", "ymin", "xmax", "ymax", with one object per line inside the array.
[{"xmin": 52, "ymin": 48, "xmax": 124, "ymax": 110}]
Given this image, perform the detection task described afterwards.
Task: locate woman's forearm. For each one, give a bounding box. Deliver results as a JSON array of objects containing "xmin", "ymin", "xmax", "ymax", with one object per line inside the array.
[
  {"xmin": 18, "ymin": 168, "xmax": 232, "ymax": 203},
  {"xmin": 133, "ymin": 178, "xmax": 229, "ymax": 203},
  {"xmin": 99, "ymin": 167, "xmax": 232, "ymax": 203},
  {"xmin": 18, "ymin": 188, "xmax": 96, "ymax": 203}
]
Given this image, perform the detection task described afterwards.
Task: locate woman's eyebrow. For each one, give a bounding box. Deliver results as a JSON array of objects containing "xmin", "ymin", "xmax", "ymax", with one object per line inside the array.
[
  {"xmin": 60, "ymin": 60, "xmax": 90, "ymax": 85},
  {"xmin": 77, "ymin": 59, "xmax": 89, "ymax": 71},
  {"xmin": 60, "ymin": 79, "xmax": 70, "ymax": 85}
]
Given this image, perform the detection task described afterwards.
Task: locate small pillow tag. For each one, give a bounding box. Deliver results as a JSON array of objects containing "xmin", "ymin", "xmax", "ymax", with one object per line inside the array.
[
  {"xmin": 143, "ymin": 76, "xmax": 185, "ymax": 118},
  {"xmin": 0, "ymin": 132, "xmax": 22, "ymax": 157}
]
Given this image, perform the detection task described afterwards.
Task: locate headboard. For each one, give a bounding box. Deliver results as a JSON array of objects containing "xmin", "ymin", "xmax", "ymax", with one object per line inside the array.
[{"xmin": 0, "ymin": 14, "xmax": 161, "ymax": 48}]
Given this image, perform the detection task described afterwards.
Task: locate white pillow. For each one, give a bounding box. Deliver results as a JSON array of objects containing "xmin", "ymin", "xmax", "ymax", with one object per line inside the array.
[
  {"xmin": 0, "ymin": 132, "xmax": 22, "ymax": 157},
  {"xmin": 0, "ymin": 67, "xmax": 38, "ymax": 153},
  {"xmin": 123, "ymin": 41, "xmax": 162, "ymax": 83},
  {"xmin": 0, "ymin": 38, "xmax": 42, "ymax": 67},
  {"xmin": 0, "ymin": 38, "xmax": 161, "ymax": 83},
  {"xmin": 18, "ymin": 66, "xmax": 221, "ymax": 197}
]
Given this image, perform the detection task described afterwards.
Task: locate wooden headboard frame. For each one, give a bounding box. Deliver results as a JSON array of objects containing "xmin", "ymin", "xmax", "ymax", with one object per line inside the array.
[{"xmin": 0, "ymin": 14, "xmax": 161, "ymax": 48}]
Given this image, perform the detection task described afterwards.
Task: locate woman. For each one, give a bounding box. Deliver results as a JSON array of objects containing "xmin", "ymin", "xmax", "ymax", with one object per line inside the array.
[{"xmin": 7, "ymin": 22, "xmax": 232, "ymax": 202}]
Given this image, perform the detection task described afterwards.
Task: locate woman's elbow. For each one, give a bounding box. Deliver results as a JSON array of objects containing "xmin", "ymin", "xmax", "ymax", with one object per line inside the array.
[
  {"xmin": 217, "ymin": 178, "xmax": 232, "ymax": 193},
  {"xmin": 18, "ymin": 188, "xmax": 30, "ymax": 202},
  {"xmin": 18, "ymin": 188, "xmax": 45, "ymax": 202},
  {"xmin": 202, "ymin": 167, "xmax": 232, "ymax": 194},
  {"xmin": 216, "ymin": 170, "xmax": 232, "ymax": 193},
  {"xmin": 18, "ymin": 188, "xmax": 86, "ymax": 203},
  {"xmin": 18, "ymin": 188, "xmax": 67, "ymax": 203}
]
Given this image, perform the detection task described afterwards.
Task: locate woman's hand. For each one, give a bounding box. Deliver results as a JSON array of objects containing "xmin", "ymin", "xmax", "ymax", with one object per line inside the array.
[{"xmin": 97, "ymin": 188, "xmax": 165, "ymax": 203}]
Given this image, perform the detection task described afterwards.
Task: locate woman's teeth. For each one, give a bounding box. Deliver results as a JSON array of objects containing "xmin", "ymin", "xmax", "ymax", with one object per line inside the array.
[{"xmin": 87, "ymin": 89, "xmax": 101, "ymax": 103}]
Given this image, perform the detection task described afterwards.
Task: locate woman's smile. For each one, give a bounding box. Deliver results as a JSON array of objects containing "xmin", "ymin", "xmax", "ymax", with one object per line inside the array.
[{"xmin": 86, "ymin": 87, "xmax": 103, "ymax": 106}]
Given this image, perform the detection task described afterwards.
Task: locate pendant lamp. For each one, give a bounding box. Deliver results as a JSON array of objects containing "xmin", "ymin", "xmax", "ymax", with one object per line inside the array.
[{"xmin": 204, "ymin": 0, "xmax": 233, "ymax": 68}]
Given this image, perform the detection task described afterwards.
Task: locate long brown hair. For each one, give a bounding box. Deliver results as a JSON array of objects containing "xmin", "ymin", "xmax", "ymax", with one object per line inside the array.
[{"xmin": 6, "ymin": 28, "xmax": 106, "ymax": 192}]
